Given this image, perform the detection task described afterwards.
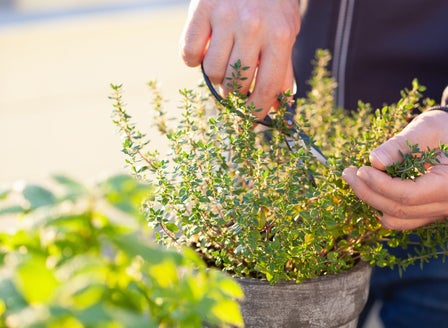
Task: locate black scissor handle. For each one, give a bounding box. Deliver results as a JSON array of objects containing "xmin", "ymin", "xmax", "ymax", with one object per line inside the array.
[{"xmin": 201, "ymin": 63, "xmax": 274, "ymax": 128}]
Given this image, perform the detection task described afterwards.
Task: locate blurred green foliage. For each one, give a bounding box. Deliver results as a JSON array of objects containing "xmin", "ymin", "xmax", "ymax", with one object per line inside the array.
[{"xmin": 0, "ymin": 174, "xmax": 243, "ymax": 327}]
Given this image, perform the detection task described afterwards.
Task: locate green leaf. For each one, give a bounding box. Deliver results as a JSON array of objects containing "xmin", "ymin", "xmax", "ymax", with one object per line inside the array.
[
  {"xmin": 165, "ymin": 222, "xmax": 179, "ymax": 233},
  {"xmin": 0, "ymin": 205, "xmax": 25, "ymax": 216},
  {"xmin": 100, "ymin": 174, "xmax": 153, "ymax": 218},
  {"xmin": 0, "ymin": 187, "xmax": 10, "ymax": 200},
  {"xmin": 71, "ymin": 284, "xmax": 106, "ymax": 309},
  {"xmin": 211, "ymin": 299, "xmax": 244, "ymax": 327},
  {"xmin": 15, "ymin": 255, "xmax": 59, "ymax": 304},
  {"xmin": 108, "ymin": 307, "xmax": 155, "ymax": 328},
  {"xmin": 76, "ymin": 303, "xmax": 113, "ymax": 326},
  {"xmin": 215, "ymin": 274, "xmax": 244, "ymax": 299},
  {"xmin": 52, "ymin": 174, "xmax": 87, "ymax": 197},
  {"xmin": 0, "ymin": 277, "xmax": 28, "ymax": 313},
  {"xmin": 149, "ymin": 260, "xmax": 178, "ymax": 288},
  {"xmin": 181, "ymin": 247, "xmax": 207, "ymax": 269},
  {"xmin": 109, "ymin": 233, "xmax": 176, "ymax": 265},
  {"xmin": 22, "ymin": 184, "xmax": 57, "ymax": 210}
]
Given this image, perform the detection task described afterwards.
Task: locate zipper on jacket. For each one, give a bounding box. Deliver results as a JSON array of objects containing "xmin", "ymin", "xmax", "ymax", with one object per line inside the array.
[{"xmin": 331, "ymin": 0, "xmax": 355, "ymax": 109}]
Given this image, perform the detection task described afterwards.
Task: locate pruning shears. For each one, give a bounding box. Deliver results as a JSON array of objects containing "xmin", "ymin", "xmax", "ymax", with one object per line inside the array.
[{"xmin": 201, "ymin": 64, "xmax": 327, "ymax": 168}]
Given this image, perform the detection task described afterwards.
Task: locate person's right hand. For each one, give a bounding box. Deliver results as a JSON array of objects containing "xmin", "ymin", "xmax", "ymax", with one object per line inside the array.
[{"xmin": 180, "ymin": 0, "xmax": 301, "ymax": 119}]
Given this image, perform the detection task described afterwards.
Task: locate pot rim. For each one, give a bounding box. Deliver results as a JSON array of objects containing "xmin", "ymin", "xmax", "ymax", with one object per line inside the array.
[{"xmin": 235, "ymin": 260, "xmax": 371, "ymax": 286}]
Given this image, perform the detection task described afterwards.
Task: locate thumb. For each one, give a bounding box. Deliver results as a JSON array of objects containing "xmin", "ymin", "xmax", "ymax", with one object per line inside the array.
[
  {"xmin": 369, "ymin": 110, "xmax": 446, "ymax": 170},
  {"xmin": 369, "ymin": 135, "xmax": 409, "ymax": 171}
]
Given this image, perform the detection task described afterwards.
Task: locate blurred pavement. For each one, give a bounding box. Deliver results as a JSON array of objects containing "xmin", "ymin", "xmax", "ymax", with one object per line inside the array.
[{"xmin": 0, "ymin": 1, "xmax": 200, "ymax": 184}]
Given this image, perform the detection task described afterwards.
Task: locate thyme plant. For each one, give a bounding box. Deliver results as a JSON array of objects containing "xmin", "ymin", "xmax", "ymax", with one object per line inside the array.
[
  {"xmin": 386, "ymin": 142, "xmax": 448, "ymax": 180},
  {"xmin": 111, "ymin": 50, "xmax": 448, "ymax": 284}
]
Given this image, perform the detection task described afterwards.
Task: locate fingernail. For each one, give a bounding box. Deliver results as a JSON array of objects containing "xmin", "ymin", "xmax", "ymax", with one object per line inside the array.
[
  {"xmin": 370, "ymin": 149, "xmax": 390, "ymax": 169},
  {"xmin": 356, "ymin": 166, "xmax": 368, "ymax": 179},
  {"xmin": 342, "ymin": 167, "xmax": 356, "ymax": 184}
]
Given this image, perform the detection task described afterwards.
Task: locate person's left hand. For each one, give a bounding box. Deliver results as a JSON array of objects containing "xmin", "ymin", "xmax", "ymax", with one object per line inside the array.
[{"xmin": 342, "ymin": 110, "xmax": 448, "ymax": 230}]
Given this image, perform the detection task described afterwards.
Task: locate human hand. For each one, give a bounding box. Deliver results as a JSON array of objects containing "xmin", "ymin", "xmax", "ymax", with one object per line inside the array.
[
  {"xmin": 180, "ymin": 0, "xmax": 301, "ymax": 118},
  {"xmin": 342, "ymin": 110, "xmax": 448, "ymax": 230}
]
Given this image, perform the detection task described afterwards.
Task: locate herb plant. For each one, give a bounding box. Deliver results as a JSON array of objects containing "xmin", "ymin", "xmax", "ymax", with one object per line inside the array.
[
  {"xmin": 111, "ymin": 50, "xmax": 448, "ymax": 284},
  {"xmin": 386, "ymin": 142, "xmax": 448, "ymax": 180},
  {"xmin": 0, "ymin": 174, "xmax": 243, "ymax": 327}
]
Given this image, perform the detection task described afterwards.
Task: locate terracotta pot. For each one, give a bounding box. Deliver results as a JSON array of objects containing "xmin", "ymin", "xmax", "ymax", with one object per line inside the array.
[{"xmin": 238, "ymin": 261, "xmax": 371, "ymax": 328}]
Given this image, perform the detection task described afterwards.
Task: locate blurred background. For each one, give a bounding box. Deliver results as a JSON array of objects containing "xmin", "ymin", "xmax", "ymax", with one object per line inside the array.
[{"xmin": 0, "ymin": 0, "xmax": 200, "ymax": 184}]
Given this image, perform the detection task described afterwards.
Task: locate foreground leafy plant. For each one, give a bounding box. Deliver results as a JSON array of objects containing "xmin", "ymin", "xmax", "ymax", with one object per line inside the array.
[
  {"xmin": 111, "ymin": 50, "xmax": 448, "ymax": 284},
  {"xmin": 0, "ymin": 174, "xmax": 243, "ymax": 327}
]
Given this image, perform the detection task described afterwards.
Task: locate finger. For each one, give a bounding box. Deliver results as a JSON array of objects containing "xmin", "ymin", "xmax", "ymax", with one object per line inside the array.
[
  {"xmin": 180, "ymin": 1, "xmax": 214, "ymax": 67},
  {"xmin": 247, "ymin": 44, "xmax": 291, "ymax": 118},
  {"xmin": 370, "ymin": 111, "xmax": 448, "ymax": 170},
  {"xmin": 378, "ymin": 215, "xmax": 441, "ymax": 231},
  {"xmin": 356, "ymin": 165, "xmax": 448, "ymax": 205},
  {"xmin": 283, "ymin": 58, "xmax": 295, "ymax": 94},
  {"xmin": 202, "ymin": 27, "xmax": 235, "ymax": 85},
  {"xmin": 220, "ymin": 24, "xmax": 262, "ymax": 96},
  {"xmin": 218, "ymin": 5, "xmax": 263, "ymax": 95},
  {"xmin": 438, "ymin": 153, "xmax": 448, "ymax": 165},
  {"xmin": 342, "ymin": 167, "xmax": 448, "ymax": 219},
  {"xmin": 369, "ymin": 135, "xmax": 409, "ymax": 171}
]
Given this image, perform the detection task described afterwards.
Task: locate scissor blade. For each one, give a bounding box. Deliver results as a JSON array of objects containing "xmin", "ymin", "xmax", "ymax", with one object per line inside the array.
[{"xmin": 284, "ymin": 134, "xmax": 327, "ymax": 166}]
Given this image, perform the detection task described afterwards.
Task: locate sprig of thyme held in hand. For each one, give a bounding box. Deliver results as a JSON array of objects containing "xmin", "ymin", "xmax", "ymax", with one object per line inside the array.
[{"xmin": 386, "ymin": 142, "xmax": 448, "ymax": 180}]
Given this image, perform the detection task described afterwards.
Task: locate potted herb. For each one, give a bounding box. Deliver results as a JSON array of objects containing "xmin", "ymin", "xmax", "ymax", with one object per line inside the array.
[
  {"xmin": 111, "ymin": 50, "xmax": 448, "ymax": 327},
  {"xmin": 0, "ymin": 174, "xmax": 243, "ymax": 327}
]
